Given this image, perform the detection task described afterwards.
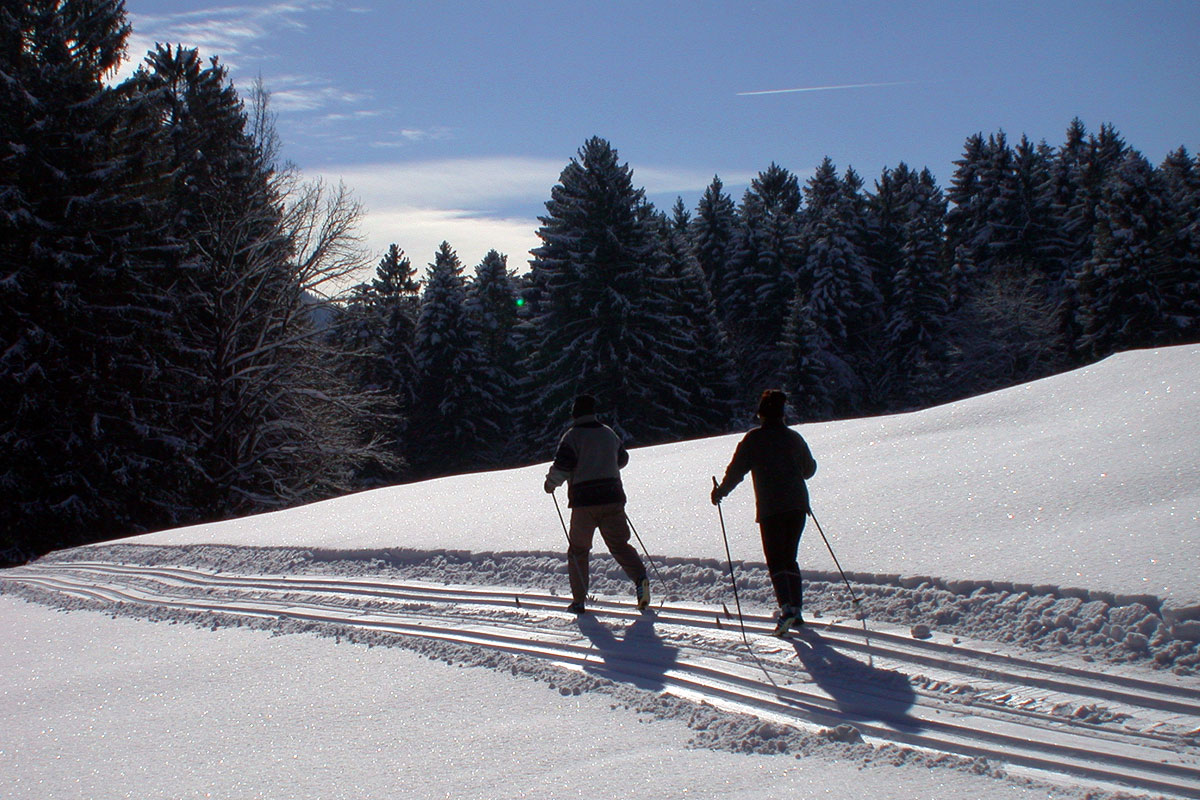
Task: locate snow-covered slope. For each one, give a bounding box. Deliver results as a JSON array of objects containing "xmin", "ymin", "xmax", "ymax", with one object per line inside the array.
[
  {"xmin": 120, "ymin": 345, "xmax": 1200, "ymax": 609},
  {"xmin": 4, "ymin": 345, "xmax": 1199, "ymax": 800}
]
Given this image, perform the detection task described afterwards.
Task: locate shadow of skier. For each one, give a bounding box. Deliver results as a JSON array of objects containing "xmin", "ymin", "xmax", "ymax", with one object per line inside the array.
[
  {"xmin": 577, "ymin": 612, "xmax": 679, "ymax": 692},
  {"xmin": 786, "ymin": 627, "xmax": 921, "ymax": 731}
]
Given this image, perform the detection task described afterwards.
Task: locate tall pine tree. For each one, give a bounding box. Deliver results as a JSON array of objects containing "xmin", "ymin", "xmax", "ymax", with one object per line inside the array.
[
  {"xmin": 651, "ymin": 209, "xmax": 740, "ymax": 435},
  {"xmin": 0, "ymin": 0, "xmax": 188, "ymax": 558},
  {"xmin": 523, "ymin": 137, "xmax": 700, "ymax": 450},
  {"xmin": 1077, "ymin": 151, "xmax": 1173, "ymax": 357},
  {"xmin": 335, "ymin": 243, "xmax": 420, "ymax": 479},
  {"xmin": 691, "ymin": 176, "xmax": 739, "ymax": 311},
  {"xmin": 794, "ymin": 158, "xmax": 881, "ymax": 413},
  {"xmin": 725, "ymin": 163, "xmax": 804, "ymax": 396},
  {"xmin": 879, "ymin": 167, "xmax": 950, "ymax": 407},
  {"xmin": 410, "ymin": 242, "xmax": 500, "ymax": 475},
  {"xmin": 465, "ymin": 249, "xmax": 522, "ymax": 464},
  {"xmin": 1157, "ymin": 147, "xmax": 1200, "ymax": 343}
]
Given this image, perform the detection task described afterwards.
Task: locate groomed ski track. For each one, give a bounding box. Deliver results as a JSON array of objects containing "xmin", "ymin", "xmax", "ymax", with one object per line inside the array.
[{"xmin": 5, "ymin": 560, "xmax": 1199, "ymax": 800}]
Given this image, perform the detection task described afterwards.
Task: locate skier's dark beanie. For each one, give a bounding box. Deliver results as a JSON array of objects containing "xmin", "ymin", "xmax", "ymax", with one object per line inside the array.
[
  {"xmin": 572, "ymin": 394, "xmax": 597, "ymax": 418},
  {"xmin": 757, "ymin": 389, "xmax": 786, "ymax": 421}
]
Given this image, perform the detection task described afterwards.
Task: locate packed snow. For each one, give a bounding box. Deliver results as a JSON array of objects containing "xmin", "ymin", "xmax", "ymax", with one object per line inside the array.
[{"xmin": 3, "ymin": 344, "xmax": 1199, "ymax": 799}]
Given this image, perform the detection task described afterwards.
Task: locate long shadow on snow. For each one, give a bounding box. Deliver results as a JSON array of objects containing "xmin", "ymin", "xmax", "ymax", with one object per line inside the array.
[
  {"xmin": 577, "ymin": 613, "xmax": 679, "ymax": 692},
  {"xmin": 787, "ymin": 628, "xmax": 921, "ymax": 731}
]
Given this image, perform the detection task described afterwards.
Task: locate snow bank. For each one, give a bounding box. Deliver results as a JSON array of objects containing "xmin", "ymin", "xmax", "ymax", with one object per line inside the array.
[{"xmin": 47, "ymin": 543, "xmax": 1200, "ymax": 674}]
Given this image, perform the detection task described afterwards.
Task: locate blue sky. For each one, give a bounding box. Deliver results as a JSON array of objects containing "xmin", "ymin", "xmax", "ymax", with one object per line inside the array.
[{"xmin": 118, "ymin": 1, "xmax": 1200, "ymax": 279}]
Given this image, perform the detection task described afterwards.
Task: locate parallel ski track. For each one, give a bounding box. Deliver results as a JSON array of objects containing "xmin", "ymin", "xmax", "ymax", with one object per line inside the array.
[{"xmin": 6, "ymin": 561, "xmax": 1200, "ymax": 799}]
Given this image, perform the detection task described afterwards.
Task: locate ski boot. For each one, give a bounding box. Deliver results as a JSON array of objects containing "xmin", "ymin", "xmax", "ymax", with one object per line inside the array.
[
  {"xmin": 635, "ymin": 578, "xmax": 651, "ymax": 611},
  {"xmin": 772, "ymin": 606, "xmax": 804, "ymax": 637}
]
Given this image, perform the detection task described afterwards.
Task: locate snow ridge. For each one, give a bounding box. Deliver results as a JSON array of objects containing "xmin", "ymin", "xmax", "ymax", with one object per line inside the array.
[{"xmin": 43, "ymin": 544, "xmax": 1200, "ymax": 675}]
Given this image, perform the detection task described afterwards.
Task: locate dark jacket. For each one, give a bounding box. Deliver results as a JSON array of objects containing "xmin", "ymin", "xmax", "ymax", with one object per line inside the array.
[
  {"xmin": 545, "ymin": 415, "xmax": 628, "ymax": 507},
  {"xmin": 716, "ymin": 420, "xmax": 816, "ymax": 521}
]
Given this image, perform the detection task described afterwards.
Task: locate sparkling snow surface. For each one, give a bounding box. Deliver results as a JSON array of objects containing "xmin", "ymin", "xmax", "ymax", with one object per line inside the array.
[
  {"xmin": 124, "ymin": 345, "xmax": 1199, "ymax": 607},
  {"xmin": 1, "ymin": 598, "xmax": 1058, "ymax": 800},
  {"xmin": 3, "ymin": 345, "xmax": 1198, "ymax": 800}
]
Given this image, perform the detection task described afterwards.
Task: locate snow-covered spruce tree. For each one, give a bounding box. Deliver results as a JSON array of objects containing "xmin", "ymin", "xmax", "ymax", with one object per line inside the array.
[
  {"xmin": 132, "ymin": 46, "xmax": 392, "ymax": 517},
  {"xmin": 944, "ymin": 129, "xmax": 1076, "ymax": 393},
  {"xmin": 943, "ymin": 132, "xmax": 987, "ymax": 304},
  {"xmin": 521, "ymin": 137, "xmax": 705, "ymax": 452},
  {"xmin": 1076, "ymin": 151, "xmax": 1175, "ymax": 358},
  {"xmin": 864, "ymin": 163, "xmax": 925, "ymax": 311},
  {"xmin": 0, "ymin": 0, "xmax": 192, "ymax": 559},
  {"xmin": 724, "ymin": 163, "xmax": 805, "ymax": 397},
  {"xmin": 838, "ymin": 165, "xmax": 875, "ymax": 298},
  {"xmin": 369, "ymin": 243, "xmax": 422, "ymax": 407},
  {"xmin": 650, "ymin": 208, "xmax": 741, "ymax": 435},
  {"xmin": 1043, "ymin": 118, "xmax": 1093, "ymax": 360},
  {"xmin": 464, "ymin": 249, "xmax": 522, "ymax": 464},
  {"xmin": 781, "ymin": 298, "xmax": 835, "ymax": 422},
  {"xmin": 1157, "ymin": 147, "xmax": 1200, "ymax": 344},
  {"xmin": 467, "ymin": 250, "xmax": 519, "ymax": 376},
  {"xmin": 991, "ymin": 135, "xmax": 1073, "ymax": 381},
  {"xmin": 669, "ymin": 196, "xmax": 691, "ymax": 235},
  {"xmin": 792, "ymin": 158, "xmax": 882, "ymax": 415},
  {"xmin": 944, "ymin": 132, "xmax": 1024, "ymax": 298},
  {"xmin": 409, "ymin": 242, "xmax": 501, "ymax": 476},
  {"xmin": 879, "ymin": 167, "xmax": 951, "ymax": 408},
  {"xmin": 1008, "ymin": 135, "xmax": 1069, "ymax": 288},
  {"xmin": 334, "ymin": 242, "xmax": 420, "ymax": 477},
  {"xmin": 690, "ymin": 176, "xmax": 739, "ymax": 312}
]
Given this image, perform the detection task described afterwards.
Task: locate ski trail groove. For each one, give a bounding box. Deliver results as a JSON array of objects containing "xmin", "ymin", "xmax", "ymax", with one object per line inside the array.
[{"xmin": 5, "ymin": 561, "xmax": 1199, "ymax": 800}]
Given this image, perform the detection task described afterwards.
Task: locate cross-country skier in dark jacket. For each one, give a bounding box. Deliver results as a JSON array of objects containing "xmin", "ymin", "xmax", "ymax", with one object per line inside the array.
[
  {"xmin": 711, "ymin": 389, "xmax": 817, "ymax": 636},
  {"xmin": 544, "ymin": 394, "xmax": 649, "ymax": 614}
]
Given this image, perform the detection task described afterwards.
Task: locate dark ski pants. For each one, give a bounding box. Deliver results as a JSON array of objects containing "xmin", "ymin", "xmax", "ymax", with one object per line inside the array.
[
  {"xmin": 759, "ymin": 509, "xmax": 806, "ymax": 612},
  {"xmin": 567, "ymin": 502, "xmax": 647, "ymax": 603}
]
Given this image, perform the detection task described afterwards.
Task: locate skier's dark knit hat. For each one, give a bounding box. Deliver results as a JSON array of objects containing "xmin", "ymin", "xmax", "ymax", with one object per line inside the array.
[
  {"xmin": 757, "ymin": 389, "xmax": 787, "ymax": 421},
  {"xmin": 572, "ymin": 394, "xmax": 597, "ymax": 418}
]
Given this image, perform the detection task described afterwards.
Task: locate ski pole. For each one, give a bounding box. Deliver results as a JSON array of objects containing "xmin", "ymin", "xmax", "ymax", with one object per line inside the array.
[
  {"xmin": 807, "ymin": 507, "xmax": 860, "ymax": 610},
  {"xmin": 808, "ymin": 506, "xmax": 872, "ymax": 663},
  {"xmin": 551, "ymin": 491, "xmax": 570, "ymax": 544},
  {"xmin": 713, "ymin": 477, "xmax": 751, "ymax": 648},
  {"xmin": 624, "ymin": 512, "xmax": 667, "ymax": 609}
]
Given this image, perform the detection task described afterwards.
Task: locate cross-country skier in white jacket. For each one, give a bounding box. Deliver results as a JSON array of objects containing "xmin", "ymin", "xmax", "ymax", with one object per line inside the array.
[{"xmin": 544, "ymin": 394, "xmax": 649, "ymax": 613}]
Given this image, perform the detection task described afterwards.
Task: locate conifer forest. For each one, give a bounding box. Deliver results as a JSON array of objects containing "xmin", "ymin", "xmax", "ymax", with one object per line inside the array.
[{"xmin": 4, "ymin": 2, "xmax": 1199, "ymax": 562}]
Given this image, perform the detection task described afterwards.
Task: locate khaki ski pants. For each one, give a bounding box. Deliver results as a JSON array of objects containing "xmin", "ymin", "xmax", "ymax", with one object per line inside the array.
[{"xmin": 567, "ymin": 502, "xmax": 646, "ymax": 603}]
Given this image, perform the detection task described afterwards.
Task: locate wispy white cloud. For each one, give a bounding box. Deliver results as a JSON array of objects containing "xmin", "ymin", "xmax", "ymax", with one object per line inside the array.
[
  {"xmin": 263, "ymin": 74, "xmax": 368, "ymax": 112},
  {"xmin": 313, "ymin": 158, "xmax": 559, "ymax": 275},
  {"xmin": 320, "ymin": 110, "xmax": 387, "ymax": 123},
  {"xmin": 368, "ymin": 128, "xmax": 456, "ymax": 148},
  {"xmin": 321, "ymin": 158, "xmax": 757, "ymax": 214},
  {"xmin": 319, "ymin": 157, "xmax": 564, "ymax": 210},
  {"xmin": 363, "ymin": 207, "xmax": 542, "ymax": 272},
  {"xmin": 119, "ymin": 1, "xmax": 336, "ymax": 81},
  {"xmin": 314, "ymin": 157, "xmax": 763, "ymax": 281},
  {"xmin": 635, "ymin": 165, "xmax": 758, "ymax": 197},
  {"xmin": 737, "ymin": 80, "xmax": 919, "ymax": 96}
]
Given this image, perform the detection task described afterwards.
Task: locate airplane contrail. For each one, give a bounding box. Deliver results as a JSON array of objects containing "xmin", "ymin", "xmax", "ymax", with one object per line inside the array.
[{"xmin": 737, "ymin": 80, "xmax": 919, "ymax": 96}]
